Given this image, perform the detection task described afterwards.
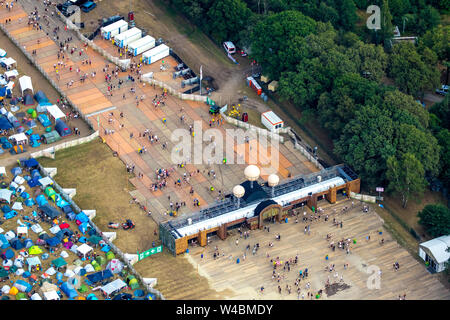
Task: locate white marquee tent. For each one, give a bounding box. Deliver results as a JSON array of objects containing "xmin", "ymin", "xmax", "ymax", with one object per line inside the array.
[
  {"xmin": 19, "ymin": 75, "xmax": 33, "ymax": 94},
  {"xmin": 46, "ymin": 104, "xmax": 66, "ymax": 122}
]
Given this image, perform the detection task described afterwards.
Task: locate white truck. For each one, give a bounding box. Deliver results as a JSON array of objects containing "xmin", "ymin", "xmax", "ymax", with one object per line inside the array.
[
  {"xmin": 127, "ymin": 35, "xmax": 156, "ymax": 57},
  {"xmin": 101, "ymin": 19, "xmax": 128, "ymax": 40},
  {"xmin": 142, "ymin": 44, "xmax": 170, "ymax": 65},
  {"xmin": 114, "ymin": 27, "xmax": 142, "ymax": 48}
]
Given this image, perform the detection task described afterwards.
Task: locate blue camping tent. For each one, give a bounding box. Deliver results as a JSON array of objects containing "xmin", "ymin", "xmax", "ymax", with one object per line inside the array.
[
  {"xmin": 33, "ymin": 91, "xmax": 49, "ymax": 104},
  {"xmin": 55, "ymin": 119, "xmax": 72, "ymax": 137},
  {"xmin": 24, "ymin": 198, "xmax": 35, "ymax": 207},
  {"xmin": 11, "ymin": 167, "xmax": 22, "ymax": 176},
  {"xmin": 10, "ymin": 238, "xmax": 24, "ymax": 250},
  {"xmin": 25, "ymin": 158, "xmax": 38, "ymax": 168},
  {"xmin": 4, "ymin": 248, "xmax": 14, "ymax": 259},
  {"xmin": 61, "ymin": 205, "xmax": 73, "ymax": 214},
  {"xmin": 20, "ymin": 191, "xmax": 30, "ymax": 199},
  {"xmin": 56, "ymin": 198, "xmax": 69, "ymax": 208},
  {"xmin": 66, "ymin": 212, "xmax": 76, "ymax": 221},
  {"xmin": 14, "ymin": 280, "xmax": 33, "ymax": 293},
  {"xmin": 0, "ymin": 117, "xmax": 13, "ymax": 130},
  {"xmin": 27, "ymin": 177, "xmax": 40, "ymax": 188},
  {"xmin": 1, "ymin": 205, "xmax": 11, "ymax": 213},
  {"xmin": 78, "ymin": 222, "xmax": 89, "ymax": 234},
  {"xmin": 76, "ymin": 212, "xmax": 89, "ymax": 224},
  {"xmin": 61, "ymin": 282, "xmax": 78, "ymax": 299},
  {"xmin": 46, "ymin": 237, "xmax": 61, "ymax": 247},
  {"xmin": 36, "ymin": 195, "xmax": 48, "ymax": 206},
  {"xmin": 23, "ymin": 94, "xmax": 34, "ymax": 106},
  {"xmin": 4, "ymin": 210, "xmax": 17, "ymax": 220},
  {"xmin": 86, "ymin": 270, "xmax": 113, "ymax": 284},
  {"xmin": 86, "ymin": 293, "xmax": 98, "ymax": 300},
  {"xmin": 0, "ymin": 234, "xmax": 10, "ymax": 249},
  {"xmin": 55, "ymin": 229, "xmax": 73, "ymax": 240}
]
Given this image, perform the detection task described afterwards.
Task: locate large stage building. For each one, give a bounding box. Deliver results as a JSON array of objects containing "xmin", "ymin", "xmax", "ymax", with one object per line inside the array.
[{"xmin": 160, "ymin": 164, "xmax": 360, "ymax": 255}]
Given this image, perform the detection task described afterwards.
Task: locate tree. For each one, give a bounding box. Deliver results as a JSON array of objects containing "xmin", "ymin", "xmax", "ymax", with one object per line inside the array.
[
  {"xmin": 415, "ymin": 5, "xmax": 441, "ymax": 35},
  {"xmin": 380, "ymin": 0, "xmax": 394, "ymax": 46},
  {"xmin": 206, "ymin": 0, "xmax": 253, "ymax": 44},
  {"xmin": 419, "ymin": 25, "xmax": 450, "ymax": 63},
  {"xmin": 346, "ymin": 40, "xmax": 388, "ymax": 82},
  {"xmin": 386, "ymin": 153, "xmax": 427, "ymax": 208},
  {"xmin": 388, "ymin": 42, "xmax": 440, "ymax": 97},
  {"xmin": 336, "ymin": 0, "xmax": 358, "ymax": 31},
  {"xmin": 382, "ymin": 90, "xmax": 429, "ymax": 129},
  {"xmin": 418, "ymin": 204, "xmax": 450, "ymax": 237}
]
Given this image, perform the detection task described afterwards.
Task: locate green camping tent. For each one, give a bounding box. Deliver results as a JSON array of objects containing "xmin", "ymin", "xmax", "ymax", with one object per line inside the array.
[
  {"xmin": 91, "ymin": 260, "xmax": 102, "ymax": 271},
  {"xmin": 127, "ymin": 275, "xmax": 139, "ymax": 290},
  {"xmin": 78, "ymin": 284, "xmax": 88, "ymax": 293},
  {"xmin": 16, "ymin": 292, "xmax": 27, "ymax": 300},
  {"xmin": 45, "ymin": 187, "xmax": 56, "ymax": 198},
  {"xmin": 51, "ymin": 257, "xmax": 67, "ymax": 269},
  {"xmin": 88, "ymin": 235, "xmax": 102, "ymax": 245},
  {"xmin": 105, "ymin": 251, "xmax": 115, "ymax": 261},
  {"xmin": 95, "ymin": 256, "xmax": 106, "ymax": 266},
  {"xmin": 27, "ymin": 108, "xmax": 34, "ymax": 114},
  {"xmin": 28, "ymin": 246, "xmax": 43, "ymax": 255},
  {"xmin": 0, "ymin": 268, "xmax": 9, "ymax": 279}
]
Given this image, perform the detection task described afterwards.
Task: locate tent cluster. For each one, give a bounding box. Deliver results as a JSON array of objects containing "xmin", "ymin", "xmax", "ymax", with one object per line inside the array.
[
  {"xmin": 1, "ymin": 50, "xmax": 72, "ymax": 152},
  {"xmin": 0, "ymin": 159, "xmax": 148, "ymax": 300}
]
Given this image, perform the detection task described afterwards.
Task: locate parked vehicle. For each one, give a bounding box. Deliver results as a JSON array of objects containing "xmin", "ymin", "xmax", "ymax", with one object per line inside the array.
[
  {"xmin": 223, "ymin": 41, "xmax": 236, "ymax": 54},
  {"xmin": 80, "ymin": 1, "xmax": 96, "ymax": 13},
  {"xmin": 435, "ymin": 85, "xmax": 448, "ymax": 96}
]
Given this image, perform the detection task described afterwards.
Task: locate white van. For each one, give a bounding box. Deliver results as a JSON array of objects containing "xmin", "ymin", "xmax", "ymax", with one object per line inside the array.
[{"xmin": 223, "ymin": 41, "xmax": 236, "ymax": 54}]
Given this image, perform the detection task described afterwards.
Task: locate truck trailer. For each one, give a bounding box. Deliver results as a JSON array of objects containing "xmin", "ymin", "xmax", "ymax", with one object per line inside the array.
[
  {"xmin": 101, "ymin": 19, "xmax": 128, "ymax": 40},
  {"xmin": 127, "ymin": 35, "xmax": 156, "ymax": 57},
  {"xmin": 142, "ymin": 44, "xmax": 170, "ymax": 65},
  {"xmin": 114, "ymin": 27, "xmax": 142, "ymax": 48},
  {"xmin": 246, "ymin": 76, "xmax": 262, "ymax": 95}
]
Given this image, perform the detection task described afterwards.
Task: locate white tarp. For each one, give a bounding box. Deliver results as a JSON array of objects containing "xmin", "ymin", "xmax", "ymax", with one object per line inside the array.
[
  {"xmin": 101, "ymin": 278, "xmax": 127, "ymax": 296},
  {"xmin": 13, "ymin": 175, "xmax": 25, "ymax": 185},
  {"xmin": 31, "ymin": 224, "xmax": 43, "ymax": 234},
  {"xmin": 38, "ymin": 177, "xmax": 53, "ymax": 188},
  {"xmin": 12, "ymin": 202, "xmax": 24, "ymax": 211},
  {"xmin": 9, "ymin": 133, "xmax": 28, "ymax": 144},
  {"xmin": 0, "ymin": 189, "xmax": 13, "ymax": 204},
  {"xmin": 46, "ymin": 104, "xmax": 66, "ymax": 121},
  {"xmin": 17, "ymin": 226, "xmax": 27, "ymax": 235},
  {"xmin": 43, "ymin": 290, "xmax": 60, "ymax": 300},
  {"xmin": 19, "ymin": 75, "xmax": 33, "ymax": 94},
  {"xmin": 5, "ymin": 69, "xmax": 19, "ymax": 79},
  {"xmin": 49, "ymin": 225, "xmax": 61, "ymax": 234}
]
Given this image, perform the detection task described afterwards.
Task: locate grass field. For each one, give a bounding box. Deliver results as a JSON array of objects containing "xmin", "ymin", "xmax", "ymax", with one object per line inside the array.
[{"xmin": 37, "ymin": 139, "xmax": 225, "ymax": 299}]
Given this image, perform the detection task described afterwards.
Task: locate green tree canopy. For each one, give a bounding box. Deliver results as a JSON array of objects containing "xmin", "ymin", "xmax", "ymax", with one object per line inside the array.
[
  {"xmin": 386, "ymin": 153, "xmax": 427, "ymax": 208},
  {"xmin": 418, "ymin": 204, "xmax": 450, "ymax": 237}
]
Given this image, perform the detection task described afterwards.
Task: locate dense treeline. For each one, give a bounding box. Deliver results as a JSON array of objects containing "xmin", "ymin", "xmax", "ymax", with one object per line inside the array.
[{"xmin": 167, "ymin": 0, "xmax": 449, "ymax": 207}]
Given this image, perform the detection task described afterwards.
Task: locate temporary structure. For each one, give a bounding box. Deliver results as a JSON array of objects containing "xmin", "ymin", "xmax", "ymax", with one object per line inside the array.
[
  {"xmin": 54, "ymin": 119, "xmax": 72, "ymax": 137},
  {"xmin": 46, "ymin": 105, "xmax": 66, "ymax": 122},
  {"xmin": 9, "ymin": 133, "xmax": 28, "ymax": 145},
  {"xmin": 100, "ymin": 278, "xmax": 127, "ymax": 297},
  {"xmin": 419, "ymin": 235, "xmax": 450, "ymax": 273},
  {"xmin": 76, "ymin": 243, "xmax": 93, "ymax": 259},
  {"xmin": 19, "ymin": 76, "xmax": 33, "ymax": 94},
  {"xmin": 5, "ymin": 70, "xmax": 19, "ymax": 80}
]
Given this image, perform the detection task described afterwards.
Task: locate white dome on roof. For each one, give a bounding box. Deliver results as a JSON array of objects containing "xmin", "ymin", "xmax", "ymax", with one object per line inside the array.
[
  {"xmin": 268, "ymin": 174, "xmax": 279, "ymax": 187},
  {"xmin": 233, "ymin": 185, "xmax": 245, "ymax": 198},
  {"xmin": 244, "ymin": 165, "xmax": 260, "ymax": 181}
]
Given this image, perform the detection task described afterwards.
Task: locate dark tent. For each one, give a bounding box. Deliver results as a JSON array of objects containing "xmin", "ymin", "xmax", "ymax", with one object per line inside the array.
[
  {"xmin": 3, "ymin": 248, "xmax": 14, "ymax": 259},
  {"xmin": 46, "ymin": 237, "xmax": 61, "ymax": 247},
  {"xmin": 61, "ymin": 205, "xmax": 73, "ymax": 214},
  {"xmin": 33, "ymin": 91, "xmax": 49, "ymax": 104},
  {"xmin": 39, "ymin": 204, "xmax": 60, "ymax": 219},
  {"xmin": 10, "ymin": 97, "xmax": 19, "ymax": 105},
  {"xmin": 25, "ymin": 158, "xmax": 39, "ymax": 168},
  {"xmin": 23, "ymin": 94, "xmax": 34, "ymax": 106},
  {"xmin": 27, "ymin": 177, "xmax": 40, "ymax": 188},
  {"xmin": 38, "ymin": 233, "xmax": 50, "ymax": 240},
  {"xmin": 55, "ymin": 228, "xmax": 73, "ymax": 240},
  {"xmin": 54, "ymin": 119, "xmax": 72, "ymax": 137},
  {"xmin": 10, "ymin": 238, "xmax": 24, "ymax": 250},
  {"xmin": 0, "ymin": 117, "xmax": 13, "ymax": 130},
  {"xmin": 86, "ymin": 269, "xmax": 113, "ymax": 284}
]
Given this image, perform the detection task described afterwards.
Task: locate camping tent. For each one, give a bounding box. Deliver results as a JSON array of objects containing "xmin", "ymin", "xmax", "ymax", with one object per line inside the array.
[
  {"xmin": 19, "ymin": 76, "xmax": 33, "ymax": 94},
  {"xmin": 33, "ymin": 91, "xmax": 49, "ymax": 104},
  {"xmin": 26, "ymin": 256, "xmax": 41, "ymax": 272},
  {"xmin": 9, "ymin": 133, "xmax": 28, "ymax": 145},
  {"xmin": 23, "ymin": 94, "xmax": 34, "ymax": 106},
  {"xmin": 0, "ymin": 57, "xmax": 16, "ymax": 69},
  {"xmin": 54, "ymin": 119, "xmax": 71, "ymax": 137},
  {"xmin": 39, "ymin": 204, "xmax": 60, "ymax": 219},
  {"xmin": 25, "ymin": 158, "xmax": 39, "ymax": 168},
  {"xmin": 126, "ymin": 275, "xmax": 140, "ymax": 289},
  {"xmin": 106, "ymin": 259, "xmax": 123, "ymax": 274},
  {"xmin": 4, "ymin": 69, "xmax": 19, "ymax": 80},
  {"xmin": 0, "ymin": 117, "xmax": 13, "ymax": 130},
  {"xmin": 100, "ymin": 279, "xmax": 127, "ymax": 297},
  {"xmin": 39, "ymin": 177, "xmax": 53, "ymax": 188},
  {"xmin": 76, "ymin": 243, "xmax": 93, "ymax": 259},
  {"xmin": 46, "ymin": 237, "xmax": 61, "ymax": 247},
  {"xmin": 61, "ymin": 282, "xmax": 78, "ymax": 299},
  {"xmin": 42, "ymin": 130, "xmax": 61, "ymax": 144},
  {"xmin": 43, "ymin": 290, "xmax": 60, "ymax": 300},
  {"xmin": 86, "ymin": 269, "xmax": 113, "ymax": 284},
  {"xmin": 47, "ymin": 105, "xmax": 66, "ymax": 122},
  {"xmin": 28, "ymin": 246, "xmax": 43, "ymax": 255},
  {"xmin": 0, "ymin": 189, "xmax": 13, "ymax": 203},
  {"xmin": 51, "ymin": 257, "xmax": 67, "ymax": 269},
  {"xmin": 14, "ymin": 280, "xmax": 32, "ymax": 293}
]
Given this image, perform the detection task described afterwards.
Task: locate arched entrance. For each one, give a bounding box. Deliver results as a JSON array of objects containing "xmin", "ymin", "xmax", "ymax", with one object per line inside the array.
[{"xmin": 254, "ymin": 200, "xmax": 282, "ymax": 228}]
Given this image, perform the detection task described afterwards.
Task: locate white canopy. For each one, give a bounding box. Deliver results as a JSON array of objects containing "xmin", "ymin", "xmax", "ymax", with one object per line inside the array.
[
  {"xmin": 31, "ymin": 293, "xmax": 42, "ymax": 300},
  {"xmin": 17, "ymin": 226, "xmax": 27, "ymax": 235},
  {"xmin": 0, "ymin": 167, "xmax": 6, "ymax": 176},
  {"xmin": 420, "ymin": 235, "xmax": 450, "ymax": 264},
  {"xmin": 13, "ymin": 175, "xmax": 25, "ymax": 185},
  {"xmin": 101, "ymin": 279, "xmax": 127, "ymax": 296},
  {"xmin": 77, "ymin": 243, "xmax": 93, "ymax": 257},
  {"xmin": 46, "ymin": 104, "xmax": 66, "ymax": 121},
  {"xmin": 1, "ymin": 57, "xmax": 16, "ymax": 67},
  {"xmin": 12, "ymin": 202, "xmax": 24, "ymax": 211},
  {"xmin": 9, "ymin": 133, "xmax": 28, "ymax": 144},
  {"xmin": 4, "ymin": 69, "xmax": 19, "ymax": 79},
  {"xmin": 19, "ymin": 75, "xmax": 33, "ymax": 94},
  {"xmin": 38, "ymin": 177, "xmax": 53, "ymax": 188}
]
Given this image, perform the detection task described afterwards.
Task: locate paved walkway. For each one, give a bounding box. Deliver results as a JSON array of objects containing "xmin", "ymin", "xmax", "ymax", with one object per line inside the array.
[
  {"xmin": 1, "ymin": 2, "xmax": 317, "ymax": 223},
  {"xmin": 188, "ymin": 199, "xmax": 450, "ymax": 300}
]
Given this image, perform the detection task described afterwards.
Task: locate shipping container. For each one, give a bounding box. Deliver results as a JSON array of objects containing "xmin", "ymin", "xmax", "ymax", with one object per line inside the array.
[
  {"xmin": 261, "ymin": 111, "xmax": 283, "ymax": 132},
  {"xmin": 101, "ymin": 19, "xmax": 128, "ymax": 40},
  {"xmin": 127, "ymin": 35, "xmax": 156, "ymax": 57},
  {"xmin": 114, "ymin": 27, "xmax": 142, "ymax": 48},
  {"xmin": 142, "ymin": 44, "xmax": 170, "ymax": 65},
  {"xmin": 246, "ymin": 76, "xmax": 262, "ymax": 95}
]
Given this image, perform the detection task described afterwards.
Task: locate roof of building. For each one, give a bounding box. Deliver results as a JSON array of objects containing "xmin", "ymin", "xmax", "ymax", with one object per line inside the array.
[
  {"xmin": 254, "ymin": 200, "xmax": 278, "ymax": 216},
  {"xmin": 420, "ymin": 235, "xmax": 450, "ymax": 264}
]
